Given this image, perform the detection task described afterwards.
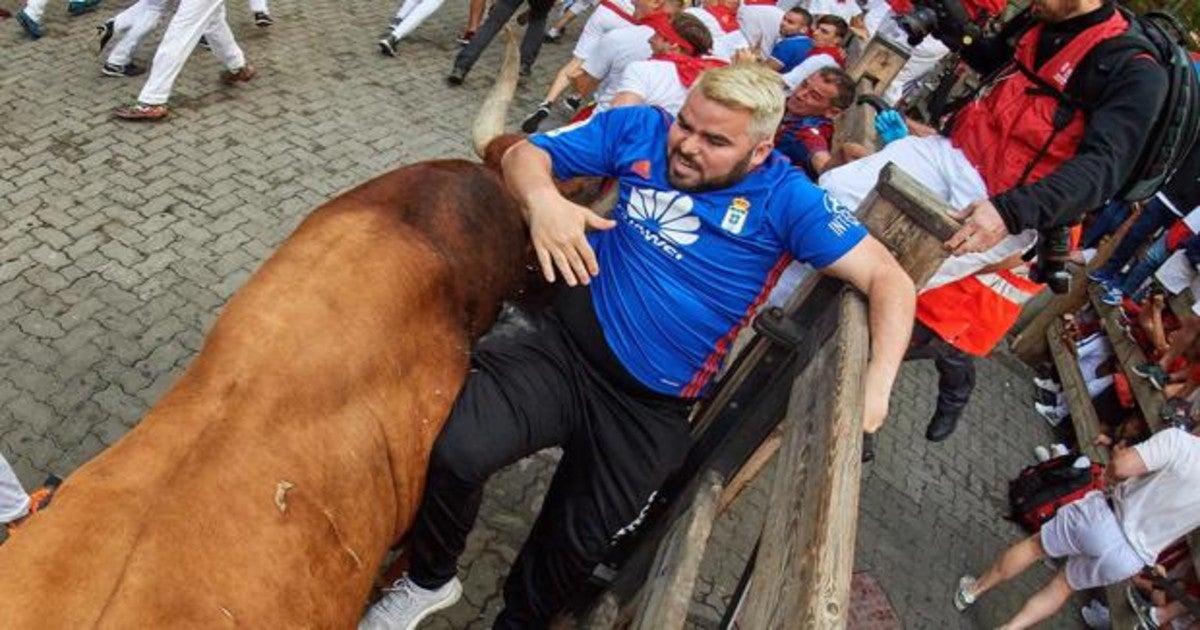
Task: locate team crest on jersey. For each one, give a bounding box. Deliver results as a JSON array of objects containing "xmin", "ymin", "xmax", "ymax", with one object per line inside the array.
[
  {"xmin": 720, "ymin": 197, "xmax": 751, "ymax": 235},
  {"xmin": 626, "ymin": 187, "xmax": 700, "ymax": 260},
  {"xmin": 630, "ymin": 159, "xmax": 652, "ymax": 179}
]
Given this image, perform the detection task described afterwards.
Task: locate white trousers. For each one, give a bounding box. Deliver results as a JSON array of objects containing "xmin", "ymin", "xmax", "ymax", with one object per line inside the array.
[
  {"xmin": 107, "ymin": 0, "xmax": 168, "ymax": 66},
  {"xmin": 0, "ymin": 453, "xmax": 29, "ymax": 525},
  {"xmin": 137, "ymin": 0, "xmax": 245, "ymax": 105},
  {"xmin": 22, "ymin": 0, "xmax": 50, "ymax": 22},
  {"xmin": 572, "ymin": 4, "xmax": 629, "ymax": 60},
  {"xmin": 388, "ymin": 0, "xmax": 447, "ymax": 40}
]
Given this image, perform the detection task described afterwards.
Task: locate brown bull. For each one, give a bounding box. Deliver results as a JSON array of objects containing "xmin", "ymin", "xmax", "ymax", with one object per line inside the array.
[{"xmin": 0, "ymin": 34, "xmax": 535, "ymax": 630}]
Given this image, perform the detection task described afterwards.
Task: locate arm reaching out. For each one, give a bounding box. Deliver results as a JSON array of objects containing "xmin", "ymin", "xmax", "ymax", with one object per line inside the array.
[{"xmin": 501, "ymin": 141, "xmax": 617, "ymax": 286}]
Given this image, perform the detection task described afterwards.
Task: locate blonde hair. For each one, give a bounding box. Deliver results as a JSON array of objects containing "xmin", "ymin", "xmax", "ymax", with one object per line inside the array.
[{"xmin": 691, "ymin": 63, "xmax": 786, "ymax": 141}]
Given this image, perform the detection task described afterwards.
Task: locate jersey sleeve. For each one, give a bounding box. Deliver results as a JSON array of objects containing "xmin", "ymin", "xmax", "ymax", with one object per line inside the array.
[
  {"xmin": 527, "ymin": 107, "xmax": 651, "ymax": 180},
  {"xmin": 770, "ymin": 179, "xmax": 868, "ymax": 268}
]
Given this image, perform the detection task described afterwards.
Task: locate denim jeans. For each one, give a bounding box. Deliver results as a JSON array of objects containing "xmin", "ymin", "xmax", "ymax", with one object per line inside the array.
[{"xmin": 1095, "ymin": 196, "xmax": 1179, "ymax": 278}]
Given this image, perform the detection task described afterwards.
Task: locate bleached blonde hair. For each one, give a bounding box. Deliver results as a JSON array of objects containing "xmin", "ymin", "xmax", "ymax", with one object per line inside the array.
[{"xmin": 691, "ymin": 63, "xmax": 786, "ymax": 142}]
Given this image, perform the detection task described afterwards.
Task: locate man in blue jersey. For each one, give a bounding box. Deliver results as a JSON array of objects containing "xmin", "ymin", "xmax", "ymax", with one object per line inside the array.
[{"xmin": 358, "ymin": 64, "xmax": 915, "ymax": 630}]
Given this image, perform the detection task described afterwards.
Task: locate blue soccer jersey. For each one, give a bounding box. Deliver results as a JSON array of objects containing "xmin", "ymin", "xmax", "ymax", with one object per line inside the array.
[{"xmin": 529, "ymin": 106, "xmax": 866, "ymax": 397}]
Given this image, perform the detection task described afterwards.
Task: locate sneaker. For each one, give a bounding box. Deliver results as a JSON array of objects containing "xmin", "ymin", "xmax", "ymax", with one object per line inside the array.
[
  {"xmin": 220, "ymin": 64, "xmax": 257, "ymax": 84},
  {"xmin": 253, "ymin": 11, "xmax": 273, "ymax": 27},
  {"xmin": 543, "ymin": 27, "xmax": 561, "ymax": 43},
  {"xmin": 1033, "ymin": 376, "xmax": 1061, "ymax": 393},
  {"xmin": 5, "ymin": 475, "xmax": 61, "ymax": 536},
  {"xmin": 198, "ymin": 35, "xmax": 211, "ymax": 50},
  {"xmin": 1050, "ymin": 443, "xmax": 1069, "ymax": 458},
  {"xmin": 456, "ymin": 29, "xmax": 474, "ymax": 46},
  {"xmin": 446, "ymin": 66, "xmax": 467, "ymax": 86},
  {"xmin": 1126, "ymin": 584, "xmax": 1156, "ymax": 630},
  {"xmin": 563, "ymin": 94, "xmax": 582, "ymax": 112},
  {"xmin": 1087, "ymin": 268, "xmax": 1116, "ymax": 286},
  {"xmin": 1034, "ymin": 402, "xmax": 1065, "ymax": 426},
  {"xmin": 925, "ymin": 409, "xmax": 961, "ymax": 442},
  {"xmin": 113, "ymin": 102, "xmax": 169, "ymax": 121},
  {"xmin": 521, "ymin": 103, "xmax": 551, "ymax": 133},
  {"xmin": 1132, "ymin": 363, "xmax": 1168, "ymax": 390},
  {"xmin": 16, "ymin": 9, "xmax": 43, "ymax": 39},
  {"xmin": 519, "ymin": 61, "xmax": 533, "ymax": 77},
  {"xmin": 358, "ymin": 575, "xmax": 462, "ymax": 630},
  {"xmin": 66, "ymin": 0, "xmax": 101, "ymax": 16},
  {"xmin": 1034, "ymin": 445, "xmax": 1051, "ymax": 463},
  {"xmin": 954, "ymin": 575, "xmax": 977, "ymax": 612},
  {"xmin": 96, "ymin": 19, "xmax": 114, "ymax": 51},
  {"xmin": 378, "ymin": 35, "xmax": 399, "ymax": 57},
  {"xmin": 1081, "ymin": 600, "xmax": 1112, "ymax": 629},
  {"xmin": 102, "ymin": 62, "xmax": 144, "ymax": 77},
  {"xmin": 1100, "ymin": 285, "xmax": 1124, "ymax": 306}
]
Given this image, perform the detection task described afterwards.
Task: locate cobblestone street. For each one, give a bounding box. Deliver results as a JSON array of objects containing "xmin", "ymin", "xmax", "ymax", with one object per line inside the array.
[{"xmin": 1, "ymin": 1, "xmax": 1083, "ymax": 627}]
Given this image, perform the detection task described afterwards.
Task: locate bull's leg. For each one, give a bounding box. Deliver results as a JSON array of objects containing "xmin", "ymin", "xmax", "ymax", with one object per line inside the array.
[{"xmin": 495, "ymin": 371, "xmax": 692, "ymax": 627}]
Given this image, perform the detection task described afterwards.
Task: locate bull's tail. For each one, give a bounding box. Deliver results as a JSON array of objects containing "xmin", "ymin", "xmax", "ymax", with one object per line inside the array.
[{"xmin": 472, "ymin": 27, "xmax": 521, "ymax": 163}]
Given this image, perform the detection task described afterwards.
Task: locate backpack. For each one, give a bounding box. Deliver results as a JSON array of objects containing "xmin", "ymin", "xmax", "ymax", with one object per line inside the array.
[
  {"xmin": 1092, "ymin": 10, "xmax": 1200, "ymax": 202},
  {"xmin": 1007, "ymin": 454, "xmax": 1106, "ymax": 533}
]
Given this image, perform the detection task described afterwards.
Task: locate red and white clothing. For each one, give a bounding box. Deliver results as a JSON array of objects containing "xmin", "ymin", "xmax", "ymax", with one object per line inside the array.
[
  {"xmin": 135, "ymin": 0, "xmax": 247, "ymax": 105},
  {"xmin": 573, "ymin": 0, "xmax": 637, "ymax": 60},
  {"xmin": 684, "ymin": 4, "xmax": 738, "ymax": 42}
]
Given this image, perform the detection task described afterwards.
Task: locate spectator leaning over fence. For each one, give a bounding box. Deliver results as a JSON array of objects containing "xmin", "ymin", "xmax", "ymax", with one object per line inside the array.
[
  {"xmin": 955, "ymin": 427, "xmax": 1200, "ymax": 629},
  {"xmin": 817, "ymin": 0, "xmax": 1169, "ymax": 442},
  {"xmin": 357, "ymin": 63, "xmax": 915, "ymax": 630},
  {"xmin": 773, "ymin": 65, "xmax": 856, "ymax": 179}
]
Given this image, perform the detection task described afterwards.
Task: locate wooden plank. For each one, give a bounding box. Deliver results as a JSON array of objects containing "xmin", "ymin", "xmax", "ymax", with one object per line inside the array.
[
  {"xmin": 845, "ymin": 36, "xmax": 910, "ymax": 97},
  {"xmin": 716, "ymin": 428, "xmax": 781, "ymax": 514},
  {"xmin": 739, "ymin": 290, "xmax": 870, "ymax": 629},
  {"xmin": 1089, "ymin": 284, "xmax": 1165, "ymax": 430},
  {"xmin": 628, "ymin": 470, "xmax": 724, "ymax": 630},
  {"xmin": 1046, "ymin": 320, "xmax": 1108, "ymax": 465},
  {"xmin": 858, "ymin": 162, "xmax": 961, "ymax": 289},
  {"xmin": 1010, "ymin": 206, "xmax": 1141, "ymax": 365}
]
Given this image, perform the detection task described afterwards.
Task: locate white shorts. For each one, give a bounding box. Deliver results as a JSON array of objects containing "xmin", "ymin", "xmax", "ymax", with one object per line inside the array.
[
  {"xmin": 1040, "ymin": 491, "xmax": 1145, "ymax": 590},
  {"xmin": 573, "ymin": 5, "xmax": 632, "ymax": 60}
]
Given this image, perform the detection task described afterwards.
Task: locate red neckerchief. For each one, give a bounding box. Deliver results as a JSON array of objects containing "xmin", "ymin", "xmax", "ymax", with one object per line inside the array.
[
  {"xmin": 704, "ymin": 5, "xmax": 740, "ymax": 32},
  {"xmin": 599, "ymin": 0, "xmax": 637, "ymax": 24},
  {"xmin": 807, "ymin": 45, "xmax": 846, "ymax": 66},
  {"xmin": 886, "ymin": 0, "xmax": 914, "ymax": 12},
  {"xmin": 653, "ymin": 52, "xmax": 728, "ymax": 87},
  {"xmin": 640, "ymin": 13, "xmax": 696, "ymax": 54}
]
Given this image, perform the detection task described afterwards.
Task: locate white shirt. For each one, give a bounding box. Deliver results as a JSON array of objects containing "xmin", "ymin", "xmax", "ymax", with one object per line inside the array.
[
  {"xmin": 1113, "ymin": 428, "xmax": 1200, "ymax": 564},
  {"xmin": 685, "ymin": 6, "xmax": 726, "ymax": 43},
  {"xmin": 583, "ymin": 25, "xmax": 655, "ymax": 111},
  {"xmin": 806, "ymin": 0, "xmax": 862, "ymax": 20},
  {"xmin": 615, "ymin": 59, "xmax": 690, "ymax": 115}
]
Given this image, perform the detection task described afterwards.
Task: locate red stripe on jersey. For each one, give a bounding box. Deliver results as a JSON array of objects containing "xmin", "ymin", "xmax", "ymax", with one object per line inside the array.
[{"xmin": 680, "ymin": 254, "xmax": 793, "ymax": 398}]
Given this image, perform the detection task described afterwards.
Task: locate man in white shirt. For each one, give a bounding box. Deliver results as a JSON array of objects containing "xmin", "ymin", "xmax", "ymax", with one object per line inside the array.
[
  {"xmin": 955, "ymin": 427, "xmax": 1200, "ymax": 630},
  {"xmin": 609, "ymin": 13, "xmax": 720, "ymax": 115}
]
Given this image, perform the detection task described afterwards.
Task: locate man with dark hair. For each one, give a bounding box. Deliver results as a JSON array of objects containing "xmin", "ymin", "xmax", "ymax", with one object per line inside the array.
[
  {"xmin": 769, "ymin": 7, "xmax": 815, "ymax": 72},
  {"xmin": 608, "ymin": 12, "xmax": 724, "ymax": 114},
  {"xmin": 774, "ymin": 66, "xmax": 856, "ymax": 178},
  {"xmin": 809, "ymin": 14, "xmax": 848, "ymax": 65}
]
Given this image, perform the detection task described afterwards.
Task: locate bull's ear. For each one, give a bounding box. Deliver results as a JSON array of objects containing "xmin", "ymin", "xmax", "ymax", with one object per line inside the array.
[{"xmin": 482, "ymin": 134, "xmax": 527, "ymax": 172}]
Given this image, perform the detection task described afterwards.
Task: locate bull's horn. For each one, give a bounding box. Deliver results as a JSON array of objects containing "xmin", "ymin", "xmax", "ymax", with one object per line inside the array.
[{"xmin": 472, "ymin": 27, "xmax": 520, "ymax": 159}]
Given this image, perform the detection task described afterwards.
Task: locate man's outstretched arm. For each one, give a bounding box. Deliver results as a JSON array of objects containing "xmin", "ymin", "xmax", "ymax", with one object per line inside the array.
[{"xmin": 819, "ymin": 235, "xmax": 916, "ymax": 433}]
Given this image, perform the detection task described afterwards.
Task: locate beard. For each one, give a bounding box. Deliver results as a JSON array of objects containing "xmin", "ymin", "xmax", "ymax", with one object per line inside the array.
[{"xmin": 666, "ymin": 146, "xmax": 756, "ymax": 193}]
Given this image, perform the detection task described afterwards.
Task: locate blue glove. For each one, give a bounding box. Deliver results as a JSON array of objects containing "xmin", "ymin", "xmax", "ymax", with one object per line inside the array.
[{"xmin": 874, "ymin": 109, "xmax": 909, "ymax": 147}]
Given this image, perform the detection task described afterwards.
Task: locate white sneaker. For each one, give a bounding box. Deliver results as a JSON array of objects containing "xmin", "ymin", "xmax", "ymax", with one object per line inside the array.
[
  {"xmin": 1034, "ymin": 402, "xmax": 1065, "ymax": 426},
  {"xmin": 1081, "ymin": 600, "xmax": 1112, "ymax": 629},
  {"xmin": 358, "ymin": 575, "xmax": 462, "ymax": 630},
  {"xmin": 954, "ymin": 575, "xmax": 977, "ymax": 612},
  {"xmin": 1034, "ymin": 445, "xmax": 1051, "ymax": 463},
  {"xmin": 1050, "ymin": 443, "xmax": 1069, "ymax": 458},
  {"xmin": 1034, "ymin": 377, "xmax": 1062, "ymax": 392}
]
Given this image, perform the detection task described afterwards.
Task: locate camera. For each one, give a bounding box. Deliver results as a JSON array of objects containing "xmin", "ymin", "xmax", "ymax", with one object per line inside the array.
[
  {"xmin": 893, "ymin": 0, "xmax": 988, "ymax": 49},
  {"xmin": 1028, "ymin": 226, "xmax": 1072, "ymax": 295}
]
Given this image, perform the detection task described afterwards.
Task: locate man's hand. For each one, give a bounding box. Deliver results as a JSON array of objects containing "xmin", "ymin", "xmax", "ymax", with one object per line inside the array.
[
  {"xmin": 863, "ymin": 382, "xmax": 890, "ymax": 434},
  {"xmin": 874, "ymin": 110, "xmax": 909, "ymax": 147},
  {"xmin": 945, "ymin": 199, "xmax": 1009, "ymax": 254},
  {"xmin": 527, "ymin": 192, "xmax": 617, "ymax": 286}
]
